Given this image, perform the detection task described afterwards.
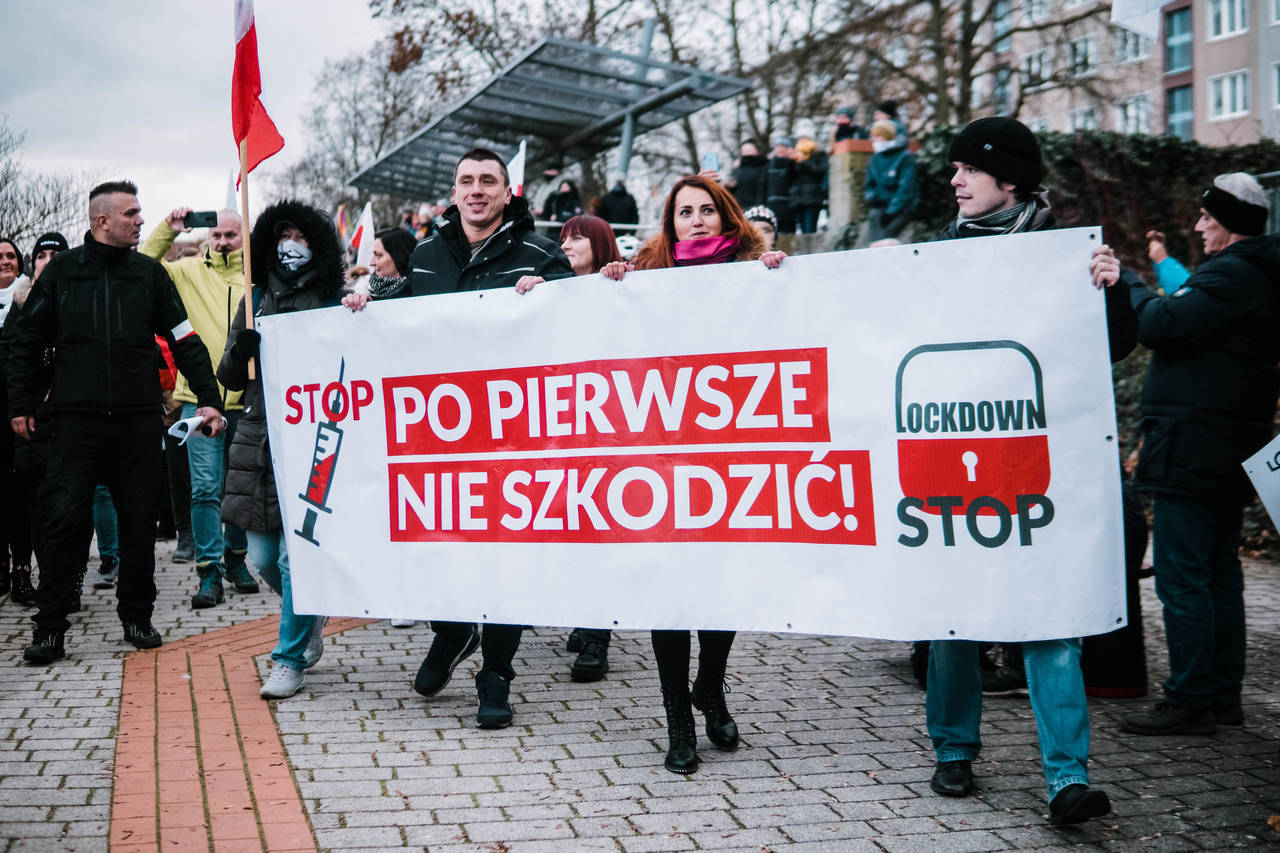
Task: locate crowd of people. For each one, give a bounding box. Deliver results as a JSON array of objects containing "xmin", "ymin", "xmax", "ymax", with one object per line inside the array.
[{"xmin": 2, "ymin": 114, "xmax": 1276, "ymax": 829}]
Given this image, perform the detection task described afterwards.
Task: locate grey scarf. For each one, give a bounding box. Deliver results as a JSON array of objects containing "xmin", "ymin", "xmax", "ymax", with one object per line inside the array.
[{"xmin": 953, "ymin": 189, "xmax": 1053, "ymax": 237}]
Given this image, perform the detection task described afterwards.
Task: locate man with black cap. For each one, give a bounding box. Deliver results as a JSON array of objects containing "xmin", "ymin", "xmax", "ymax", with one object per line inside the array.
[
  {"xmin": 923, "ymin": 116, "xmax": 1134, "ymax": 826},
  {"xmin": 1093, "ymin": 173, "xmax": 1279, "ymax": 736}
]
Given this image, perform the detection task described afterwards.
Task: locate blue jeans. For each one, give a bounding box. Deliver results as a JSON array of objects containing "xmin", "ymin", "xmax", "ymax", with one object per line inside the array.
[
  {"xmin": 92, "ymin": 485, "xmax": 118, "ymax": 561},
  {"xmin": 182, "ymin": 402, "xmax": 246, "ymax": 570},
  {"xmin": 245, "ymin": 529, "xmax": 314, "ymax": 670},
  {"xmin": 1151, "ymin": 496, "xmax": 1245, "ymax": 708},
  {"xmin": 927, "ymin": 638, "xmax": 1089, "ymax": 800}
]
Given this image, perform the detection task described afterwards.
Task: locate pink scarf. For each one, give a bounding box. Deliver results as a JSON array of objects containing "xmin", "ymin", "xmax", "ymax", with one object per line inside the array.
[{"xmin": 673, "ymin": 235, "xmax": 739, "ymax": 266}]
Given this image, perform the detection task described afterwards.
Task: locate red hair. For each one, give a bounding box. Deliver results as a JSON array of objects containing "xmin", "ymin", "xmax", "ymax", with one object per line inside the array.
[
  {"xmin": 559, "ymin": 215, "xmax": 621, "ymax": 273},
  {"xmin": 632, "ymin": 175, "xmax": 764, "ymax": 271}
]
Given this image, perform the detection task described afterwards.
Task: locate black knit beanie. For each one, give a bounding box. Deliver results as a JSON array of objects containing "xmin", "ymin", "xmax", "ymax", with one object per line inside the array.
[
  {"xmin": 1202, "ymin": 185, "xmax": 1267, "ymax": 237},
  {"xmin": 31, "ymin": 232, "xmax": 69, "ymax": 259},
  {"xmin": 875, "ymin": 100, "xmax": 898, "ymax": 119},
  {"xmin": 948, "ymin": 117, "xmax": 1043, "ymax": 192}
]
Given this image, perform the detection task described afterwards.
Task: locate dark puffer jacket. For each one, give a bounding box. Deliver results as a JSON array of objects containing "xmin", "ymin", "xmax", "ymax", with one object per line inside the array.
[
  {"xmin": 1131, "ymin": 234, "xmax": 1280, "ymax": 503},
  {"xmin": 219, "ymin": 200, "xmax": 344, "ymax": 532},
  {"xmin": 791, "ymin": 150, "xmax": 829, "ymax": 210},
  {"xmin": 409, "ymin": 195, "xmax": 572, "ymax": 295},
  {"xmin": 730, "ymin": 154, "xmax": 769, "ymax": 210},
  {"xmin": 864, "ymin": 138, "xmax": 919, "ymax": 219}
]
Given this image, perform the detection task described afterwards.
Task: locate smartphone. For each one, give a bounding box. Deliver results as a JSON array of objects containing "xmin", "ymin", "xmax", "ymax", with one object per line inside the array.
[
  {"xmin": 183, "ymin": 210, "xmax": 218, "ymax": 228},
  {"xmin": 700, "ymin": 152, "xmax": 720, "ymax": 173}
]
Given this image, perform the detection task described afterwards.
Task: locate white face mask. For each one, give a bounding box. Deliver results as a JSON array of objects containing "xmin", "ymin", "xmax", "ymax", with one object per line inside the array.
[
  {"xmin": 277, "ymin": 239, "xmax": 311, "ymax": 271},
  {"xmin": 872, "ymin": 138, "xmax": 894, "ymax": 154}
]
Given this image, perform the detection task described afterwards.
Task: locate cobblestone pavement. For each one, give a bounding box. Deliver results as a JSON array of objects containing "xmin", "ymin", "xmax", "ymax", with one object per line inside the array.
[{"xmin": 1, "ymin": 538, "xmax": 1277, "ymax": 852}]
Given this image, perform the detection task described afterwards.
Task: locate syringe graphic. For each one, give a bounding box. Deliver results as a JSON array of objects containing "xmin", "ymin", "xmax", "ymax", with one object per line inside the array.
[{"xmin": 294, "ymin": 359, "xmax": 345, "ymax": 546}]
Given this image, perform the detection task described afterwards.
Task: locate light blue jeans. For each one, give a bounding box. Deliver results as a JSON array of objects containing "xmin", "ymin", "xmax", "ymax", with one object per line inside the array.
[
  {"xmin": 182, "ymin": 402, "xmax": 246, "ymax": 571},
  {"xmin": 245, "ymin": 529, "xmax": 313, "ymax": 670},
  {"xmin": 92, "ymin": 485, "xmax": 118, "ymax": 561},
  {"xmin": 926, "ymin": 638, "xmax": 1089, "ymax": 800}
]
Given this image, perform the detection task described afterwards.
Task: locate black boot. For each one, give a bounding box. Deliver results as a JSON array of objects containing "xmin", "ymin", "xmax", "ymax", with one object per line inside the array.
[
  {"xmin": 660, "ymin": 686, "xmax": 699, "ymax": 774},
  {"xmin": 691, "ymin": 673, "xmax": 739, "ymax": 750},
  {"xmin": 10, "ymin": 566, "xmax": 35, "ymax": 605},
  {"xmin": 191, "ymin": 565, "xmax": 224, "ymax": 609}
]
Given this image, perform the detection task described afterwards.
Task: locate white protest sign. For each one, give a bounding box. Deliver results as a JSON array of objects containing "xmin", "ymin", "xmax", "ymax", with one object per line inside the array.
[
  {"xmin": 1243, "ymin": 434, "xmax": 1280, "ymax": 527},
  {"xmin": 256, "ymin": 227, "xmax": 1125, "ymax": 641}
]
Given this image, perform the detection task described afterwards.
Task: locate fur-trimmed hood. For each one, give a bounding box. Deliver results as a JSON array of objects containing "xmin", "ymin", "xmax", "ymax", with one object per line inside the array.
[{"xmin": 249, "ymin": 199, "xmax": 345, "ymax": 301}]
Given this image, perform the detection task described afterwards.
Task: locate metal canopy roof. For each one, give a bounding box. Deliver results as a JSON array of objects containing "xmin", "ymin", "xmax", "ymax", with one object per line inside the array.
[{"xmin": 348, "ymin": 38, "xmax": 751, "ymax": 200}]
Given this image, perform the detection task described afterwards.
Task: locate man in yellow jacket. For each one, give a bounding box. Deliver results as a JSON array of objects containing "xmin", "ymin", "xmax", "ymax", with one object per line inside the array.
[{"xmin": 139, "ymin": 208, "xmax": 257, "ymax": 608}]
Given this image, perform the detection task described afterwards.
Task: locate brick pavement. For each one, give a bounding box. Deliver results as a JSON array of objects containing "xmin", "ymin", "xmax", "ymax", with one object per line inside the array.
[{"xmin": 1, "ymin": 539, "xmax": 1278, "ymax": 852}]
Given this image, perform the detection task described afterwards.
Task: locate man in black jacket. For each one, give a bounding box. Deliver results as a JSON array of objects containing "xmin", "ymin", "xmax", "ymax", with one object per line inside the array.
[
  {"xmin": 1094, "ymin": 173, "xmax": 1280, "ymax": 736},
  {"xmin": 10, "ymin": 180, "xmax": 225, "ymax": 664},
  {"xmin": 345, "ymin": 149, "xmax": 571, "ymax": 729}
]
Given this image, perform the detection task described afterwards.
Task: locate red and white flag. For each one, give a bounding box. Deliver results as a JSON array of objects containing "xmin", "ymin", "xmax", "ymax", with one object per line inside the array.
[
  {"xmin": 349, "ymin": 202, "xmax": 375, "ymax": 269},
  {"xmin": 232, "ymin": 0, "xmax": 284, "ymax": 185},
  {"xmin": 507, "ymin": 140, "xmax": 527, "ymax": 197}
]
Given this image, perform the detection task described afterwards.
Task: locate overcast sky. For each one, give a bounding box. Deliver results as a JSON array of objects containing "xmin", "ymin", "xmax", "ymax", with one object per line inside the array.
[{"xmin": 0, "ymin": 0, "xmax": 384, "ymax": 234}]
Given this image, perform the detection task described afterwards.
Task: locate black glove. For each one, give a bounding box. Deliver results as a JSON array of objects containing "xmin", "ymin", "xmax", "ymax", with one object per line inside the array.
[{"xmin": 229, "ymin": 329, "xmax": 260, "ymax": 364}]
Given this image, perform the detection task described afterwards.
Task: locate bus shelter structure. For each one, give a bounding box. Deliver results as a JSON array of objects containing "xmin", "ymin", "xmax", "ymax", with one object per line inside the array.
[{"xmin": 348, "ymin": 37, "xmax": 750, "ymax": 200}]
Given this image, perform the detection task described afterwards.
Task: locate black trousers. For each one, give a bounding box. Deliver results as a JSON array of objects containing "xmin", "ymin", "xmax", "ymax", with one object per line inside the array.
[
  {"xmin": 430, "ymin": 620, "xmax": 523, "ymax": 680},
  {"xmin": 651, "ymin": 629, "xmax": 736, "ymax": 692},
  {"xmin": 12, "ymin": 440, "xmax": 48, "ymax": 566},
  {"xmin": 34, "ymin": 413, "xmax": 160, "ymax": 633}
]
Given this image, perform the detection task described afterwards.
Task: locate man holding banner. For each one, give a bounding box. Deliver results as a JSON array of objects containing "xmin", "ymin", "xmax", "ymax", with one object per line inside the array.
[
  {"xmin": 345, "ymin": 147, "xmax": 572, "ymax": 728},
  {"xmin": 1094, "ymin": 174, "xmax": 1279, "ymax": 736},
  {"xmin": 925, "ymin": 118, "xmax": 1132, "ymax": 825}
]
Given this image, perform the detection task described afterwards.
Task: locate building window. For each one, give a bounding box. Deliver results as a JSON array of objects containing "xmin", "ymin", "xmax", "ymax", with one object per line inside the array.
[
  {"xmin": 1165, "ymin": 8, "xmax": 1192, "ymax": 72},
  {"xmin": 1208, "ymin": 0, "xmax": 1248, "ymax": 38},
  {"xmin": 1021, "ymin": 48, "xmax": 1054, "ymax": 89},
  {"xmin": 994, "ymin": 0, "xmax": 1014, "ymax": 53},
  {"xmin": 1116, "ymin": 94, "xmax": 1153, "ymax": 133},
  {"xmin": 1070, "ymin": 106, "xmax": 1099, "ymax": 129},
  {"xmin": 1274, "ymin": 63, "xmax": 1280, "ymax": 107},
  {"xmin": 1025, "ymin": 0, "xmax": 1051, "ymax": 23},
  {"xmin": 1114, "ymin": 26, "xmax": 1152, "ymax": 62},
  {"xmin": 1166, "ymin": 85, "xmax": 1194, "ymax": 139},
  {"xmin": 1209, "ymin": 70, "xmax": 1249, "ymax": 119},
  {"xmin": 993, "ymin": 65, "xmax": 1014, "ymax": 114},
  {"xmin": 1070, "ymin": 36, "xmax": 1098, "ymax": 77}
]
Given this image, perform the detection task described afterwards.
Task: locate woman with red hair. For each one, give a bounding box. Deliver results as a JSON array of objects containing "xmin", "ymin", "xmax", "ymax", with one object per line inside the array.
[
  {"xmin": 603, "ymin": 174, "xmax": 784, "ymax": 775},
  {"xmin": 515, "ymin": 214, "xmax": 622, "ymax": 294}
]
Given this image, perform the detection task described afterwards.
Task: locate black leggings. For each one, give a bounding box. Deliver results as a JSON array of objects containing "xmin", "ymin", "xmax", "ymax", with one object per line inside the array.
[{"xmin": 651, "ymin": 629, "xmax": 735, "ymax": 692}]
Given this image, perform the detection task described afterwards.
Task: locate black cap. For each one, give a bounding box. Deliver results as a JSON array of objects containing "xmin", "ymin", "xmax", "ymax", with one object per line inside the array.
[
  {"xmin": 32, "ymin": 232, "xmax": 69, "ymax": 258},
  {"xmin": 948, "ymin": 116, "xmax": 1043, "ymax": 192},
  {"xmin": 875, "ymin": 100, "xmax": 899, "ymax": 118}
]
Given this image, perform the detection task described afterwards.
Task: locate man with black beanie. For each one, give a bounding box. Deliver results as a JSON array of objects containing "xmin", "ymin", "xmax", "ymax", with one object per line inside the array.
[
  {"xmin": 923, "ymin": 116, "xmax": 1133, "ymax": 826},
  {"xmin": 1093, "ymin": 173, "xmax": 1279, "ymax": 737}
]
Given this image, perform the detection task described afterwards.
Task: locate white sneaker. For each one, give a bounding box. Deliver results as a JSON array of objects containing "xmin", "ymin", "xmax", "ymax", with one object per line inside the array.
[
  {"xmin": 390, "ymin": 619, "xmax": 417, "ymax": 628},
  {"xmin": 260, "ymin": 662, "xmax": 304, "ymax": 699},
  {"xmin": 302, "ymin": 615, "xmax": 327, "ymax": 669}
]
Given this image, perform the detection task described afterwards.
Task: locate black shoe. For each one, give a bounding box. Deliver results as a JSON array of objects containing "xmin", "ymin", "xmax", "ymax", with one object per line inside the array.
[
  {"xmin": 93, "ymin": 556, "xmax": 119, "ymax": 590},
  {"xmin": 10, "ymin": 567, "xmax": 36, "ymax": 605},
  {"xmin": 23, "ymin": 629, "xmax": 65, "ymax": 664},
  {"xmin": 930, "ymin": 760, "xmax": 975, "ymax": 797},
  {"xmin": 172, "ymin": 536, "xmax": 194, "ymax": 563},
  {"xmin": 122, "ymin": 620, "xmax": 163, "ymax": 649},
  {"xmin": 981, "ymin": 665, "xmax": 1028, "ymax": 697},
  {"xmin": 570, "ymin": 640, "xmax": 609, "ymax": 682},
  {"xmin": 691, "ymin": 674, "xmax": 739, "ymax": 750},
  {"xmin": 1213, "ymin": 702, "xmax": 1244, "ymax": 726},
  {"xmin": 566, "ymin": 628, "xmax": 585, "ymax": 653},
  {"xmin": 190, "ymin": 568, "xmax": 224, "ymax": 609},
  {"xmin": 1050, "ymin": 784, "xmax": 1111, "ymax": 825},
  {"xmin": 1121, "ymin": 701, "xmax": 1215, "ymax": 735},
  {"xmin": 660, "ymin": 686, "xmax": 699, "ymax": 774},
  {"xmin": 475, "ymin": 670, "xmax": 513, "ymax": 729},
  {"xmin": 413, "ymin": 624, "xmax": 481, "ymax": 697},
  {"xmin": 224, "ymin": 552, "xmax": 259, "ymax": 594}
]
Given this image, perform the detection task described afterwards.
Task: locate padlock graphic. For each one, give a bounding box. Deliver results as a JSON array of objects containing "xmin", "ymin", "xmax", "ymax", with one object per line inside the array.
[{"xmin": 895, "ymin": 341, "xmax": 1050, "ymax": 515}]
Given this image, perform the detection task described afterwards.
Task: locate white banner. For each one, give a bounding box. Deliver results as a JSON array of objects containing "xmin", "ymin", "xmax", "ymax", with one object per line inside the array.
[
  {"xmin": 257, "ymin": 228, "xmax": 1125, "ymax": 641},
  {"xmin": 1243, "ymin": 434, "xmax": 1280, "ymax": 528}
]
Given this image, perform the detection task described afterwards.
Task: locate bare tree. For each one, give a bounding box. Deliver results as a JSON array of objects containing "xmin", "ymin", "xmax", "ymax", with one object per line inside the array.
[{"xmin": 0, "ymin": 118, "xmax": 92, "ymax": 250}]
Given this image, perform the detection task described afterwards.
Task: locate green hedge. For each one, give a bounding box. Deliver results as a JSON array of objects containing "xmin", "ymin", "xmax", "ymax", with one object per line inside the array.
[{"xmin": 910, "ymin": 129, "xmax": 1280, "ymax": 557}]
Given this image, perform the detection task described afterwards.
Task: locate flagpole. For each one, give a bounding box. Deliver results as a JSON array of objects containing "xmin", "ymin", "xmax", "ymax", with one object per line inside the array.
[{"xmin": 238, "ymin": 139, "xmax": 256, "ymax": 381}]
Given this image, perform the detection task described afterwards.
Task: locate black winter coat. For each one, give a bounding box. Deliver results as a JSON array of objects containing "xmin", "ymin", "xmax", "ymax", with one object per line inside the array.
[
  {"xmin": 791, "ymin": 152, "xmax": 829, "ymax": 209},
  {"xmin": 219, "ymin": 201, "xmax": 345, "ymax": 533},
  {"xmin": 765, "ymin": 156, "xmax": 796, "ymax": 212},
  {"xmin": 8, "ymin": 233, "xmax": 221, "ymax": 419},
  {"xmin": 597, "ymin": 186, "xmax": 639, "ymax": 225},
  {"xmin": 1131, "ymin": 234, "xmax": 1280, "ymax": 503},
  {"xmin": 730, "ymin": 154, "xmax": 769, "ymax": 210},
  {"xmin": 409, "ymin": 196, "xmax": 572, "ymax": 296}
]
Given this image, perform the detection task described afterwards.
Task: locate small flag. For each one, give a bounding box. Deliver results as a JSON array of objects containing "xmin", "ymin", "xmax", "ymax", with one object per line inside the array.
[
  {"xmin": 232, "ymin": 0, "xmax": 284, "ymax": 186},
  {"xmin": 349, "ymin": 202, "xmax": 374, "ymax": 269},
  {"xmin": 335, "ymin": 205, "xmax": 349, "ymax": 242},
  {"xmin": 507, "ymin": 140, "xmax": 527, "ymax": 197}
]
